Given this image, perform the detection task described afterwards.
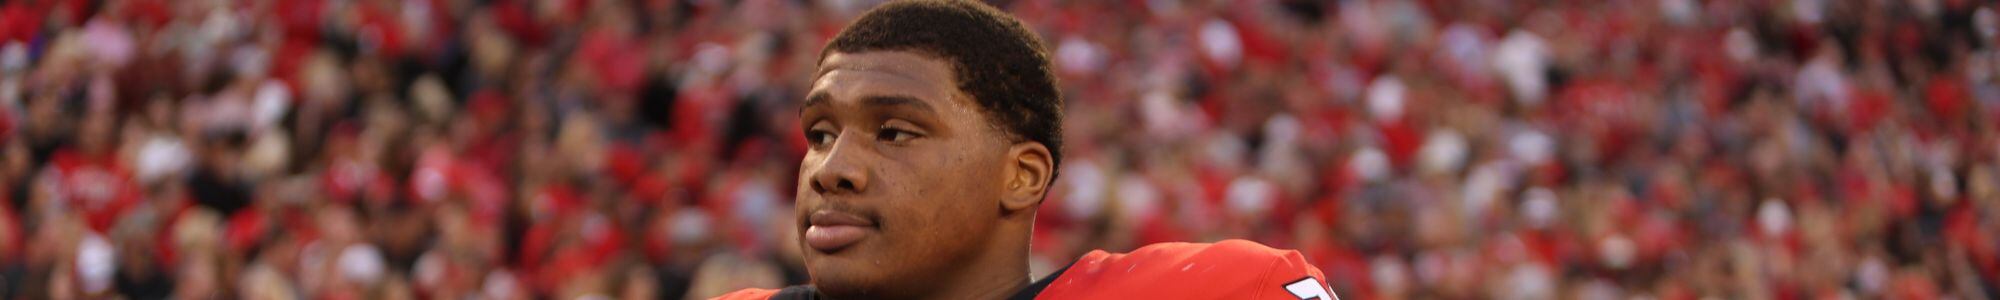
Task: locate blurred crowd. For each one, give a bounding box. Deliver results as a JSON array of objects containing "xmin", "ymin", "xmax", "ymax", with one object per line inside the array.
[{"xmin": 2, "ymin": 0, "xmax": 1999, "ymax": 299}]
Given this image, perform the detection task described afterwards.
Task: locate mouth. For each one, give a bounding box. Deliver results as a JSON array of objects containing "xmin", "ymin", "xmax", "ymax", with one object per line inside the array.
[{"xmin": 804, "ymin": 210, "xmax": 877, "ymax": 253}]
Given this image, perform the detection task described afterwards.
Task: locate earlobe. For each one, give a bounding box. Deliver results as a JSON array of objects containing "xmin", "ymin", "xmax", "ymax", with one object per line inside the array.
[{"xmin": 1000, "ymin": 143, "xmax": 1053, "ymax": 213}]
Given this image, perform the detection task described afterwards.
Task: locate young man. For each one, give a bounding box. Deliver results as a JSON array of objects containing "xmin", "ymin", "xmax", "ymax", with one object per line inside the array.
[{"xmin": 717, "ymin": 1, "xmax": 1336, "ymax": 299}]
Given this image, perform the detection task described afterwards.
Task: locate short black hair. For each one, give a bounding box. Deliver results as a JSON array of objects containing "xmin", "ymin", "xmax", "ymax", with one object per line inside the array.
[{"xmin": 822, "ymin": 0, "xmax": 1063, "ymax": 182}]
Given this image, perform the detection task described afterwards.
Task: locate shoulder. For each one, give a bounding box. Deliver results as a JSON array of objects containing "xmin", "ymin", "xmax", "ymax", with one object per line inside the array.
[
  {"xmin": 1129, "ymin": 239, "xmax": 1305, "ymax": 261},
  {"xmin": 1035, "ymin": 239, "xmax": 1338, "ymax": 300},
  {"xmin": 711, "ymin": 285, "xmax": 821, "ymax": 300},
  {"xmin": 1077, "ymin": 239, "xmax": 1316, "ymax": 278},
  {"xmin": 709, "ymin": 288, "xmax": 780, "ymax": 300}
]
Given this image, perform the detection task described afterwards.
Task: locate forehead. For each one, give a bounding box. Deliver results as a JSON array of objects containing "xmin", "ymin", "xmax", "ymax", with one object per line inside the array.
[{"xmin": 809, "ymin": 51, "xmax": 960, "ymax": 107}]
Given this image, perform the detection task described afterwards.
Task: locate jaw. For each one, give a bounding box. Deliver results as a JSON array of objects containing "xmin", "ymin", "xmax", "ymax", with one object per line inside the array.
[
  {"xmin": 802, "ymin": 241, "xmax": 888, "ymax": 297},
  {"xmin": 808, "ymin": 263, "xmax": 894, "ymax": 300}
]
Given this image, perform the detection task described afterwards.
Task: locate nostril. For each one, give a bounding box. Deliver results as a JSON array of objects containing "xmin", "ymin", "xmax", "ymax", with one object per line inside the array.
[
  {"xmin": 810, "ymin": 178, "xmax": 828, "ymax": 193},
  {"xmin": 836, "ymin": 179, "xmax": 857, "ymax": 192}
]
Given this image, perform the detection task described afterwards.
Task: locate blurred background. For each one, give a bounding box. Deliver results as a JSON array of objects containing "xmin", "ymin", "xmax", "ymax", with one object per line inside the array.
[{"xmin": 1, "ymin": 0, "xmax": 1998, "ymax": 299}]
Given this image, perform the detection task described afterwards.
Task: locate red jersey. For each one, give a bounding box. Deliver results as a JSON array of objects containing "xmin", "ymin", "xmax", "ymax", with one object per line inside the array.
[{"xmin": 713, "ymin": 239, "xmax": 1338, "ymax": 300}]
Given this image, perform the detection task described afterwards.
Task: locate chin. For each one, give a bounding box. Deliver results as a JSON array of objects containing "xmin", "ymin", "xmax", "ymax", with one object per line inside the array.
[{"xmin": 806, "ymin": 259, "xmax": 886, "ymax": 298}]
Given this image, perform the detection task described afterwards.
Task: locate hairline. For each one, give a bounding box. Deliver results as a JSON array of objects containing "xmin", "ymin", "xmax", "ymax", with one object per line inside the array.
[{"xmin": 812, "ymin": 47, "xmax": 1031, "ymax": 145}]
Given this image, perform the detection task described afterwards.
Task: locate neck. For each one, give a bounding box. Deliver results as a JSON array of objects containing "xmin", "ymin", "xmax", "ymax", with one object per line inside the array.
[
  {"xmin": 933, "ymin": 266, "xmax": 1029, "ymax": 300},
  {"xmin": 916, "ymin": 222, "xmax": 1034, "ymax": 300}
]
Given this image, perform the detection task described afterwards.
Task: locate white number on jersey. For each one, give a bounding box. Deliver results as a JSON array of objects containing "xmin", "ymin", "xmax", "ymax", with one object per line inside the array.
[{"xmin": 1283, "ymin": 277, "xmax": 1338, "ymax": 300}]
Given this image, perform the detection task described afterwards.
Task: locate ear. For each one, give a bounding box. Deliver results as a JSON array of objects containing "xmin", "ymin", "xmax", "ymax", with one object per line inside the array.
[{"xmin": 1000, "ymin": 142, "xmax": 1054, "ymax": 213}]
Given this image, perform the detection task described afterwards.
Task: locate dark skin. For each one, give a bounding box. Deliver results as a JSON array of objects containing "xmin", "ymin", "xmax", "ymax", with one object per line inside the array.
[{"xmin": 796, "ymin": 50, "xmax": 1055, "ymax": 300}]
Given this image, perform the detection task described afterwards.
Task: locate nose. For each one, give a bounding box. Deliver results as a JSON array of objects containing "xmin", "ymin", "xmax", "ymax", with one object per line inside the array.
[{"xmin": 806, "ymin": 136, "xmax": 870, "ymax": 195}]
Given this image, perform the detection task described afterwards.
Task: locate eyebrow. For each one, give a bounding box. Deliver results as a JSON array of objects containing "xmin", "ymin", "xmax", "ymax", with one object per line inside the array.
[{"xmin": 801, "ymin": 92, "xmax": 936, "ymax": 114}]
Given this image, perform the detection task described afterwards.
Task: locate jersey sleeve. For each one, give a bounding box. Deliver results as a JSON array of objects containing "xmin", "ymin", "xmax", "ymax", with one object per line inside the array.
[
  {"xmin": 1034, "ymin": 239, "xmax": 1339, "ymax": 300},
  {"xmin": 1261, "ymin": 243, "xmax": 1340, "ymax": 300},
  {"xmin": 707, "ymin": 288, "xmax": 779, "ymax": 300}
]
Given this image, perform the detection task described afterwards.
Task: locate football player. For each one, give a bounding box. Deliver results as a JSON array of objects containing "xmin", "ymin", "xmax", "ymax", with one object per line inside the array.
[{"xmin": 716, "ymin": 1, "xmax": 1337, "ymax": 299}]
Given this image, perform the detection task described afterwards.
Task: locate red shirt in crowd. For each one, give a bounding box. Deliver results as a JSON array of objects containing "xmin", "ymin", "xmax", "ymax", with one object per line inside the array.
[{"xmin": 39, "ymin": 149, "xmax": 142, "ymax": 233}]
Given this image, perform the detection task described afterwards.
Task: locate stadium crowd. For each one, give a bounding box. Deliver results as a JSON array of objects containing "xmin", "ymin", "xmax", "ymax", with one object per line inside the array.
[{"xmin": 1, "ymin": 0, "xmax": 1998, "ymax": 299}]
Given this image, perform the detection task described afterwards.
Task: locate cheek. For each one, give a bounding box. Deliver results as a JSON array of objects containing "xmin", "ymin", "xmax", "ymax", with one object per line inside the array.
[
  {"xmin": 792, "ymin": 176, "xmax": 815, "ymax": 220},
  {"xmin": 884, "ymin": 149, "xmax": 1002, "ymax": 240},
  {"xmin": 794, "ymin": 152, "xmax": 834, "ymax": 206}
]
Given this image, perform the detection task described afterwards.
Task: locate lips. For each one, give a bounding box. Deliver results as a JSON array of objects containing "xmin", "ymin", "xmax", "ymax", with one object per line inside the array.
[{"xmin": 805, "ymin": 210, "xmax": 877, "ymax": 253}]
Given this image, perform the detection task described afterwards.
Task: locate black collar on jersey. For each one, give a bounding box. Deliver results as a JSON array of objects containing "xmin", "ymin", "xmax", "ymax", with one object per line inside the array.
[
  {"xmin": 765, "ymin": 262, "xmax": 1074, "ymax": 300},
  {"xmin": 1007, "ymin": 262, "xmax": 1070, "ymax": 300},
  {"xmin": 769, "ymin": 285, "xmax": 817, "ymax": 300}
]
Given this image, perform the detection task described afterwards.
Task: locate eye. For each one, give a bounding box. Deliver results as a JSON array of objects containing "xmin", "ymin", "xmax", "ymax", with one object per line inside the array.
[
  {"xmin": 806, "ymin": 129, "xmax": 838, "ymax": 148},
  {"xmin": 877, "ymin": 127, "xmax": 919, "ymax": 143}
]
